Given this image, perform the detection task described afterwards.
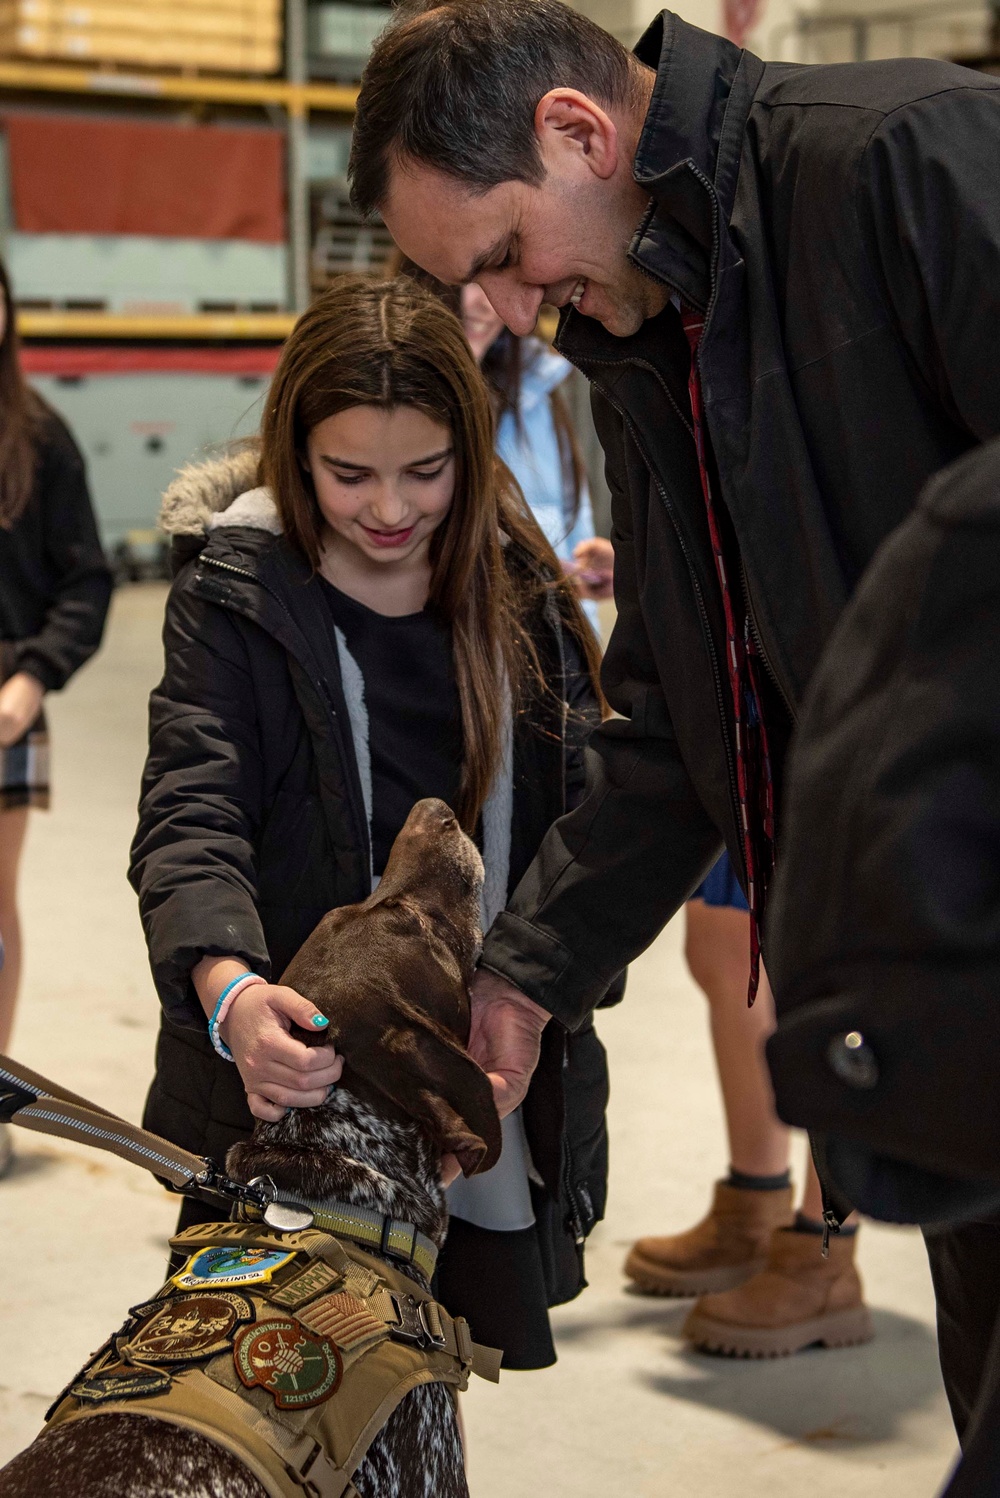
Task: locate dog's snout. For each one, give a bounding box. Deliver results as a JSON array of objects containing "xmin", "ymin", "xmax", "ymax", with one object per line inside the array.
[{"xmin": 412, "ymin": 796, "xmax": 459, "ymax": 831}]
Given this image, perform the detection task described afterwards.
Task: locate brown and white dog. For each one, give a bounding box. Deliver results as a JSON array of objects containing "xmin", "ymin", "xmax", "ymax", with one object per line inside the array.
[{"xmin": 0, "ymin": 798, "xmax": 501, "ymax": 1498}]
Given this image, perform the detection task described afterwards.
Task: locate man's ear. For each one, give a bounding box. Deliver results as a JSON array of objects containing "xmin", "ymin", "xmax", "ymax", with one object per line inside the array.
[{"xmin": 535, "ymin": 88, "xmax": 620, "ymax": 180}]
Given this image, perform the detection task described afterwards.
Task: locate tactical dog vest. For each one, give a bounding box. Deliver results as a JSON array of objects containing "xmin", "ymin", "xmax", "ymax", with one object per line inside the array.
[{"xmin": 45, "ymin": 1221, "xmax": 501, "ymax": 1498}]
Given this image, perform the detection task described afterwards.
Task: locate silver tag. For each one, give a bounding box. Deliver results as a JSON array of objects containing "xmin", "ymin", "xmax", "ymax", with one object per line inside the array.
[{"xmin": 263, "ymin": 1201, "xmax": 315, "ymax": 1233}]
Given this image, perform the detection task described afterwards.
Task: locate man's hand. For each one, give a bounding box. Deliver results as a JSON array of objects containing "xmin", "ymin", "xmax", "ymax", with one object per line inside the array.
[
  {"xmin": 221, "ymin": 983, "xmax": 344, "ymax": 1122},
  {"xmin": 0, "ymin": 672, "xmax": 44, "ymax": 748},
  {"xmin": 468, "ymin": 968, "xmax": 549, "ymax": 1117},
  {"xmin": 440, "ymin": 971, "xmax": 549, "ymax": 1187}
]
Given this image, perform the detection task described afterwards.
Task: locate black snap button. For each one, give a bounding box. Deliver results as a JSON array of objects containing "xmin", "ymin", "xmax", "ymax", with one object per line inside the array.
[{"xmin": 827, "ymin": 1030, "xmax": 879, "ymax": 1090}]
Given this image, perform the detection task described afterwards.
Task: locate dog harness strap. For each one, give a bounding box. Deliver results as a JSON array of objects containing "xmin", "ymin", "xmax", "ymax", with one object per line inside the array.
[
  {"xmin": 0, "ymin": 1053, "xmax": 208, "ymax": 1189},
  {"xmin": 48, "ymin": 1325, "xmax": 470, "ymax": 1498},
  {"xmin": 46, "ymin": 1219, "xmax": 503, "ymax": 1494},
  {"xmin": 47, "ymin": 1370, "xmax": 352, "ymax": 1498}
]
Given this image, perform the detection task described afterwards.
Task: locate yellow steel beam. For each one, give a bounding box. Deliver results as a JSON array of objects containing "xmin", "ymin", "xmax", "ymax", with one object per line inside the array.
[
  {"xmin": 0, "ymin": 58, "xmax": 357, "ymax": 111},
  {"xmin": 17, "ymin": 310, "xmax": 296, "ymax": 340}
]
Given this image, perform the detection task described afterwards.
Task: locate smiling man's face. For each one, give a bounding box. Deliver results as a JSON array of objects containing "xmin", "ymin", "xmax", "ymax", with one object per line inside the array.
[{"xmin": 381, "ymin": 90, "xmax": 669, "ymax": 339}]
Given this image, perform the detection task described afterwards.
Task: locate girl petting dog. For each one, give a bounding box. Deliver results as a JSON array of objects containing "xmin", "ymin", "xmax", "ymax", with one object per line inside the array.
[{"xmin": 130, "ymin": 275, "xmax": 613, "ymax": 1369}]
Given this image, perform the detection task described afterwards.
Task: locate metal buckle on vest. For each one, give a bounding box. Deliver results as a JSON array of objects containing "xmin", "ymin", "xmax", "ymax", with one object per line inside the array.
[{"xmin": 387, "ymin": 1290, "xmax": 447, "ymax": 1352}]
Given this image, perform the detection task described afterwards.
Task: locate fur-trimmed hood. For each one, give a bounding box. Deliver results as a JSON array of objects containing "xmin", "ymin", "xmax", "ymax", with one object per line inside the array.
[{"xmin": 159, "ymin": 445, "xmax": 281, "ymax": 538}]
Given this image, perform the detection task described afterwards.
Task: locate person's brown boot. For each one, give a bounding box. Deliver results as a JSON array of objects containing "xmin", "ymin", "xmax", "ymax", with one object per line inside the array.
[
  {"xmin": 682, "ymin": 1225, "xmax": 873, "ymax": 1356},
  {"xmin": 624, "ymin": 1180, "xmax": 795, "ymax": 1296}
]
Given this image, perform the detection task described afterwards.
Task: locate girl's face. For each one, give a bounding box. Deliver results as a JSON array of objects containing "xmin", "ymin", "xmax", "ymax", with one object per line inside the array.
[
  {"xmin": 305, "ymin": 404, "xmax": 455, "ymax": 570},
  {"xmin": 461, "ymin": 283, "xmax": 505, "ymax": 365}
]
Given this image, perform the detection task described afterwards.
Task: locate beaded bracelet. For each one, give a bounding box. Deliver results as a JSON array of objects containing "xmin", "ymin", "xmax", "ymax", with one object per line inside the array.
[{"xmin": 208, "ymin": 972, "xmax": 267, "ymax": 1061}]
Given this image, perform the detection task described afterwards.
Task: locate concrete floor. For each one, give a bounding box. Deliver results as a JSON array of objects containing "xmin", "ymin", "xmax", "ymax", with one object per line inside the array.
[{"xmin": 0, "ymin": 584, "xmax": 960, "ymax": 1495}]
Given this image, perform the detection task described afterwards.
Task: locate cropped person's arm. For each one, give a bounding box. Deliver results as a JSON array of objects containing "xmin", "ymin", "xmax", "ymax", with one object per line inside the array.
[
  {"xmin": 15, "ymin": 415, "xmax": 113, "ymax": 691},
  {"xmin": 129, "ymin": 585, "xmax": 270, "ymax": 1021},
  {"xmin": 128, "ymin": 583, "xmax": 340, "ymax": 1116},
  {"xmin": 479, "ymin": 392, "xmax": 722, "ymax": 1035}
]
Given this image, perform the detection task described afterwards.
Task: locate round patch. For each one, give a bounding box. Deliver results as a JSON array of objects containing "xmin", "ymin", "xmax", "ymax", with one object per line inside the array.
[
  {"xmin": 118, "ymin": 1292, "xmax": 254, "ymax": 1364},
  {"xmin": 172, "ymin": 1245, "xmax": 296, "ymax": 1290},
  {"xmin": 234, "ymin": 1316, "xmax": 342, "ymax": 1410}
]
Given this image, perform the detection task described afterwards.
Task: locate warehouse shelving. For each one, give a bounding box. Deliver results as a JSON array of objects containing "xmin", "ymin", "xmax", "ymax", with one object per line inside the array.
[
  {"xmin": 0, "ymin": 0, "xmax": 363, "ymax": 334},
  {"xmin": 0, "ymin": 57, "xmax": 357, "ymax": 113},
  {"xmin": 16, "ymin": 309, "xmax": 298, "ymax": 340},
  {"xmin": 0, "ymin": 2, "xmax": 384, "ymax": 555}
]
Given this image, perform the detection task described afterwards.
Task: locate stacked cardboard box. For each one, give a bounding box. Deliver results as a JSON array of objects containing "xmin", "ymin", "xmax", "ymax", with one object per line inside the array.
[{"xmin": 0, "ymin": 0, "xmax": 282, "ymax": 74}]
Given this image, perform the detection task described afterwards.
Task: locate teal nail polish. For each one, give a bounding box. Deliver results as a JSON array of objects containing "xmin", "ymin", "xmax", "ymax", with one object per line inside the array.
[{"xmin": 311, "ymin": 1014, "xmax": 329, "ymax": 1027}]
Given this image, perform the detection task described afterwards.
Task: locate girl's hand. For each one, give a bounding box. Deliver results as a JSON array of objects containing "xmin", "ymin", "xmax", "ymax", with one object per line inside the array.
[
  {"xmin": 220, "ymin": 983, "xmax": 344, "ymax": 1122},
  {"xmin": 0, "ymin": 672, "xmax": 44, "ymax": 749},
  {"xmin": 565, "ymin": 538, "xmax": 614, "ymax": 602}
]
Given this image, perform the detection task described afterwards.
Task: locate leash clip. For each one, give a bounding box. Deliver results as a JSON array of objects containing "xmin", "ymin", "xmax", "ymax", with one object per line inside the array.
[
  {"xmin": 172, "ymin": 1165, "xmax": 316, "ymax": 1234},
  {"xmin": 166, "ymin": 1158, "xmax": 273, "ymax": 1213},
  {"xmin": 0, "ymin": 1076, "xmax": 36, "ymax": 1123}
]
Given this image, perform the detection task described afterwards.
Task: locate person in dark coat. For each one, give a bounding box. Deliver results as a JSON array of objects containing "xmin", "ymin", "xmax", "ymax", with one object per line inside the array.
[
  {"xmin": 129, "ymin": 276, "xmax": 611, "ymax": 1370},
  {"xmin": 348, "ymin": 0, "xmax": 1000, "ymax": 1367},
  {"xmin": 0, "ymin": 254, "xmax": 112, "ymax": 1177},
  {"xmin": 764, "ymin": 435, "xmax": 1000, "ymax": 1495}
]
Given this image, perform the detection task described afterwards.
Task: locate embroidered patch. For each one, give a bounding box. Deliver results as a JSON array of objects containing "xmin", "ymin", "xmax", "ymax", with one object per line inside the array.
[
  {"xmin": 268, "ymin": 1258, "xmax": 343, "ymax": 1309},
  {"xmin": 298, "ymin": 1291, "xmax": 388, "ymax": 1356},
  {"xmin": 172, "ymin": 1245, "xmax": 296, "ymax": 1290},
  {"xmin": 71, "ymin": 1363, "xmax": 171, "ymax": 1404},
  {"xmin": 117, "ymin": 1293, "xmax": 254, "ymax": 1364},
  {"xmin": 233, "ymin": 1317, "xmax": 342, "ymax": 1410},
  {"xmin": 342, "ymin": 1262, "xmax": 380, "ymax": 1299}
]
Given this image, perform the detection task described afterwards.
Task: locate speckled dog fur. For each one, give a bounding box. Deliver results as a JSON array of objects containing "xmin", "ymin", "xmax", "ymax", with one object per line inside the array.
[
  {"xmin": 0, "ymin": 800, "xmax": 495, "ymax": 1498},
  {"xmin": 0, "ymin": 1090, "xmax": 464, "ymax": 1498}
]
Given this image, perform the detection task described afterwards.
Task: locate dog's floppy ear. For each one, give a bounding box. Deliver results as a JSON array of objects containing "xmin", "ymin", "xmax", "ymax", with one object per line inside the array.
[
  {"xmin": 283, "ymin": 901, "xmax": 501, "ymax": 1175},
  {"xmin": 348, "ymin": 1007, "xmax": 502, "ymax": 1175}
]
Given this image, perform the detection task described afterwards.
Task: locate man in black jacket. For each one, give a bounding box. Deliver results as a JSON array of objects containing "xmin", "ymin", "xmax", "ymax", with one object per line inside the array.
[{"xmin": 349, "ymin": 0, "xmax": 1000, "ymax": 1428}]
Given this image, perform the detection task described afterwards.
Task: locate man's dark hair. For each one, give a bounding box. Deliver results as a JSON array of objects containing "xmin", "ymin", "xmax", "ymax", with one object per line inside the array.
[{"xmin": 349, "ymin": 0, "xmax": 640, "ymax": 216}]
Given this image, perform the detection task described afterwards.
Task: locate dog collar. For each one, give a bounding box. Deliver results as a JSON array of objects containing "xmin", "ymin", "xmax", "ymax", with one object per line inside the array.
[{"xmin": 243, "ymin": 1189, "xmax": 440, "ymax": 1282}]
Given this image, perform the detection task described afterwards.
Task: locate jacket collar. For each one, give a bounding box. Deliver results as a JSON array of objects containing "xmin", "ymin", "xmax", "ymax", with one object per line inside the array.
[
  {"xmin": 556, "ymin": 11, "xmax": 763, "ymax": 364},
  {"xmin": 631, "ymin": 12, "xmax": 745, "ymax": 199}
]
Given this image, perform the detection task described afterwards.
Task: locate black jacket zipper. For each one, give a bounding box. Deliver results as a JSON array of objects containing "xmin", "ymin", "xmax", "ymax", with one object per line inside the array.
[
  {"xmin": 567, "ymin": 166, "xmax": 749, "ymax": 876},
  {"xmin": 585, "ymin": 377, "xmax": 744, "ymax": 884},
  {"xmin": 740, "ymin": 558, "xmax": 796, "ymax": 722}
]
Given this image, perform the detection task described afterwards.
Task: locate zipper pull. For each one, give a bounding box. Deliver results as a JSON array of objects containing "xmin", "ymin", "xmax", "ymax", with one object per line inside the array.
[{"xmin": 821, "ymin": 1209, "xmax": 839, "ymax": 1259}]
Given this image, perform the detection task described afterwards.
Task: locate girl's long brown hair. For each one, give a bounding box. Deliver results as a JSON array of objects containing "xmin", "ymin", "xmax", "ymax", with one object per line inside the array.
[
  {"xmin": 0, "ymin": 259, "xmax": 45, "ymax": 527},
  {"xmin": 261, "ymin": 275, "xmax": 606, "ymax": 831}
]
